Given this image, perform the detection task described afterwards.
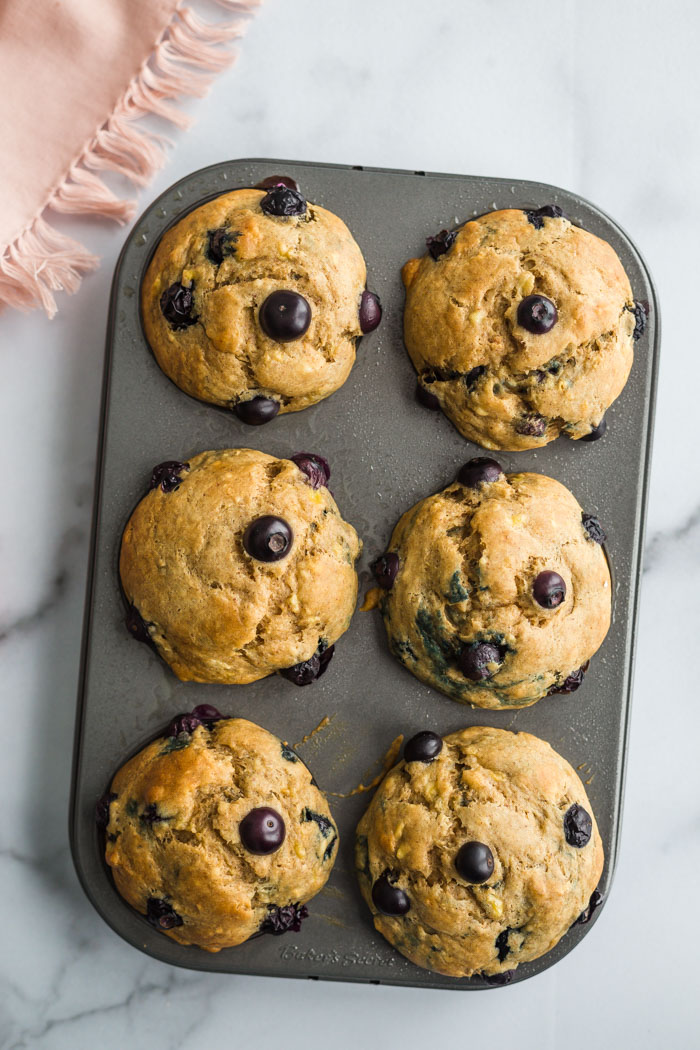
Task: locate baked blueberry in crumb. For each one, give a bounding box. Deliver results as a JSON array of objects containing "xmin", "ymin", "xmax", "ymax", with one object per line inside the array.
[
  {"xmin": 548, "ymin": 662, "xmax": 589, "ymax": 696},
  {"xmin": 259, "ymin": 902, "xmax": 309, "ymax": 935},
  {"xmin": 149, "ymin": 460, "xmax": 188, "ymax": 493},
  {"xmin": 255, "ymin": 174, "xmax": 301, "ymax": 192},
  {"xmin": 243, "ymin": 515, "xmax": 293, "ymax": 562},
  {"xmin": 372, "ymin": 552, "xmax": 400, "ymax": 590},
  {"xmin": 279, "ymin": 643, "xmax": 334, "ymax": 686},
  {"xmin": 233, "ymin": 396, "xmax": 280, "ymax": 425},
  {"xmin": 404, "ymin": 730, "xmax": 443, "ymax": 764},
  {"xmin": 514, "ymin": 413, "xmax": 547, "ymax": 437},
  {"xmin": 464, "ymin": 365, "xmax": 487, "ymax": 389},
  {"xmin": 166, "ymin": 704, "xmax": 224, "ymax": 738},
  {"xmin": 582, "ymin": 513, "xmax": 606, "ymax": 545},
  {"xmin": 159, "ymin": 281, "xmax": 196, "ymax": 329},
  {"xmin": 291, "ymin": 452, "xmax": 330, "ymax": 489},
  {"xmin": 260, "ymin": 186, "xmax": 307, "ymax": 217},
  {"xmin": 426, "ymin": 228, "xmax": 456, "ymax": 259},
  {"xmin": 259, "ymin": 290, "xmax": 311, "ymax": 342},
  {"xmin": 459, "ymin": 642, "xmax": 504, "ymax": 681},
  {"xmin": 580, "ymin": 417, "xmax": 607, "ymax": 442},
  {"xmin": 524, "ymin": 204, "xmax": 563, "ymax": 229},
  {"xmin": 482, "ymin": 969, "xmax": 515, "ymax": 986},
  {"xmin": 627, "ymin": 300, "xmax": 649, "ymax": 341},
  {"xmin": 416, "ymin": 383, "xmax": 441, "ymax": 410},
  {"xmin": 575, "ymin": 889, "xmax": 604, "ymax": 925},
  {"xmin": 359, "ymin": 290, "xmax": 382, "ymax": 333},
  {"xmin": 495, "ymin": 929, "xmax": 512, "ymax": 961},
  {"xmin": 372, "ymin": 873, "xmax": 411, "ymax": 915},
  {"xmin": 206, "ymin": 226, "xmax": 238, "ymax": 265},
  {"xmin": 517, "ymin": 294, "xmax": 558, "ymax": 335},
  {"xmin": 564, "ymin": 803, "xmax": 593, "ymax": 848},
  {"xmin": 124, "ymin": 604, "xmax": 152, "ymax": 644},
  {"xmin": 140, "ymin": 803, "xmax": 167, "ymax": 826},
  {"xmin": 146, "ymin": 897, "xmax": 183, "ymax": 930},
  {"xmin": 95, "ymin": 792, "xmax": 117, "ymax": 828}
]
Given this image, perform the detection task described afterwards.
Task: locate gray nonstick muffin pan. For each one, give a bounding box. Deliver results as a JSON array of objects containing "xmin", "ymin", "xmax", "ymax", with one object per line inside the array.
[{"xmin": 70, "ymin": 159, "xmax": 659, "ymax": 989}]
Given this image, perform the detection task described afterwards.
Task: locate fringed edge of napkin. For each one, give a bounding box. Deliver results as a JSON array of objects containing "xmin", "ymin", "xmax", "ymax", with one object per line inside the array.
[{"xmin": 0, "ymin": 0, "xmax": 259, "ymax": 319}]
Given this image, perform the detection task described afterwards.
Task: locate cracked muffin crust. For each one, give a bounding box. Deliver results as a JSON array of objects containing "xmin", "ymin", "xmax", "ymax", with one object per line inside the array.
[
  {"xmin": 403, "ymin": 207, "xmax": 638, "ymax": 450},
  {"xmin": 119, "ymin": 448, "xmax": 361, "ymax": 684},
  {"xmin": 355, "ymin": 726, "xmax": 604, "ymax": 979},
  {"xmin": 103, "ymin": 716, "xmax": 338, "ymax": 951},
  {"xmin": 373, "ymin": 461, "xmax": 610, "ymax": 708},
  {"xmin": 141, "ymin": 186, "xmax": 372, "ymax": 418}
]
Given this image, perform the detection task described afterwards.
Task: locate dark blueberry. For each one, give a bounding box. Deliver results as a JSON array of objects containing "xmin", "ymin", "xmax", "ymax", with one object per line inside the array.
[
  {"xmin": 547, "ymin": 662, "xmax": 589, "ymax": 696},
  {"xmin": 495, "ymin": 928, "xmax": 512, "ymax": 961},
  {"xmin": 259, "ymin": 902, "xmax": 308, "ymax": 935},
  {"xmin": 514, "ymin": 413, "xmax": 547, "ymax": 437},
  {"xmin": 259, "ymin": 290, "xmax": 311, "ymax": 342},
  {"xmin": 260, "ymin": 186, "xmax": 307, "ymax": 217},
  {"xmin": 290, "ymin": 452, "xmax": 330, "ymax": 489},
  {"xmin": 302, "ymin": 808, "xmax": 335, "ymax": 835},
  {"xmin": 149, "ymin": 460, "xmax": 188, "ymax": 493},
  {"xmin": 146, "ymin": 897, "xmax": 183, "ymax": 931},
  {"xmin": 580, "ymin": 417, "xmax": 607, "ymax": 442},
  {"xmin": 140, "ymin": 803, "xmax": 167, "ymax": 826},
  {"xmin": 359, "ymin": 290, "xmax": 382, "ymax": 333},
  {"xmin": 95, "ymin": 792, "xmax": 117, "ymax": 829},
  {"xmin": 124, "ymin": 604, "xmax": 152, "ymax": 644},
  {"xmin": 563, "ymin": 803, "xmax": 593, "ymax": 848},
  {"xmin": 582, "ymin": 512, "xmax": 606, "ymax": 545},
  {"xmin": 517, "ymin": 294, "xmax": 558, "ymax": 335},
  {"xmin": 159, "ymin": 282, "xmax": 197, "ymax": 329},
  {"xmin": 240, "ymin": 807, "xmax": 286, "ymax": 854},
  {"xmin": 459, "ymin": 642, "xmax": 504, "ymax": 681},
  {"xmin": 404, "ymin": 730, "xmax": 443, "ymax": 764},
  {"xmin": 416, "ymin": 383, "xmax": 440, "ymax": 410},
  {"xmin": 206, "ymin": 226, "xmax": 238, "ymax": 265},
  {"xmin": 279, "ymin": 644, "xmax": 334, "ymax": 686},
  {"xmin": 457, "ymin": 456, "xmax": 503, "ymax": 489},
  {"xmin": 371, "ymin": 552, "xmax": 400, "ymax": 590},
  {"xmin": 233, "ymin": 396, "xmax": 280, "ymax": 425},
  {"xmin": 243, "ymin": 515, "xmax": 293, "ymax": 562},
  {"xmin": 281, "ymin": 743, "xmax": 300, "ymax": 763},
  {"xmin": 532, "ymin": 570, "xmax": 566, "ymax": 609},
  {"xmin": 627, "ymin": 300, "xmax": 649, "ymax": 341},
  {"xmin": 255, "ymin": 174, "xmax": 301, "ymax": 193},
  {"xmin": 482, "ymin": 969, "xmax": 515, "ymax": 986},
  {"xmin": 575, "ymin": 889, "xmax": 604, "ymax": 925},
  {"xmin": 426, "ymin": 228, "xmax": 456, "ymax": 260},
  {"xmin": 465, "ymin": 365, "xmax": 487, "ymax": 389},
  {"xmin": 455, "ymin": 841, "xmax": 494, "ymax": 884},
  {"xmin": 167, "ymin": 704, "xmax": 223, "ymax": 738},
  {"xmin": 371, "ymin": 873, "xmax": 410, "ymax": 916},
  {"xmin": 524, "ymin": 204, "xmax": 564, "ymax": 229}
]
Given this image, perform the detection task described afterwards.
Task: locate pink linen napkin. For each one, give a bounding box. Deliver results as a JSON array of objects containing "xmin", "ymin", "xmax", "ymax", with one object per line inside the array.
[{"xmin": 0, "ymin": 0, "xmax": 258, "ymax": 318}]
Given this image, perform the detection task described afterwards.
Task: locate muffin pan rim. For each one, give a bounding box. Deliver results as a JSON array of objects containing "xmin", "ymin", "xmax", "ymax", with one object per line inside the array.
[{"xmin": 70, "ymin": 157, "xmax": 660, "ymax": 989}]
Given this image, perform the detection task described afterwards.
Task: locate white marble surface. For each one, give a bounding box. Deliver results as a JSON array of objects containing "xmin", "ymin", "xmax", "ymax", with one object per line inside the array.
[{"xmin": 1, "ymin": 0, "xmax": 699, "ymax": 1046}]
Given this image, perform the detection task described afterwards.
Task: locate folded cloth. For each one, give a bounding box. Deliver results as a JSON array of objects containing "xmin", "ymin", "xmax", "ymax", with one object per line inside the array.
[{"xmin": 0, "ymin": 0, "xmax": 258, "ymax": 318}]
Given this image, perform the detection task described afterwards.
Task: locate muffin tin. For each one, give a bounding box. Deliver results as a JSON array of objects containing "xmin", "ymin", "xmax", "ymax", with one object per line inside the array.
[{"xmin": 70, "ymin": 159, "xmax": 660, "ymax": 989}]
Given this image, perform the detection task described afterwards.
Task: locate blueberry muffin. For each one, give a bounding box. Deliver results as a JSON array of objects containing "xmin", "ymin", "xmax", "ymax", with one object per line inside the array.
[
  {"xmin": 404, "ymin": 206, "xmax": 645, "ymax": 450},
  {"xmin": 99, "ymin": 710, "xmax": 339, "ymax": 951},
  {"xmin": 371, "ymin": 457, "xmax": 610, "ymax": 708},
  {"xmin": 355, "ymin": 726, "xmax": 604, "ymax": 980},
  {"xmin": 120, "ymin": 448, "xmax": 361, "ymax": 684},
  {"xmin": 141, "ymin": 181, "xmax": 381, "ymax": 423}
]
